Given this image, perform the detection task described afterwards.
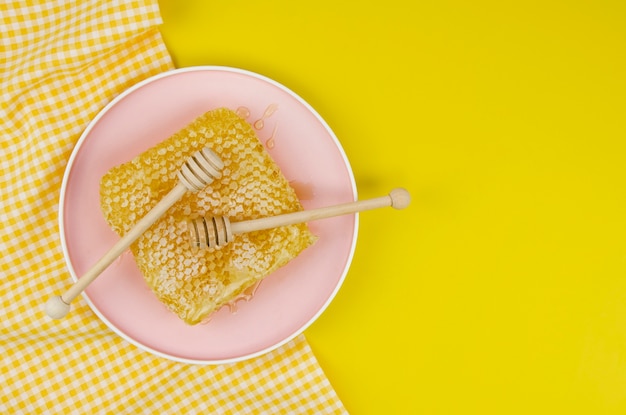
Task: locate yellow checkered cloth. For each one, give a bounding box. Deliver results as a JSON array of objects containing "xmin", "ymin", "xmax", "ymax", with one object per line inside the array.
[{"xmin": 0, "ymin": 1, "xmax": 346, "ymax": 413}]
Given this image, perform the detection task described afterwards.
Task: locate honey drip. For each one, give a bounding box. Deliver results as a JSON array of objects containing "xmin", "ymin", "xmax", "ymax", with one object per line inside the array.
[
  {"xmin": 225, "ymin": 280, "xmax": 263, "ymax": 314},
  {"xmin": 235, "ymin": 106, "xmax": 250, "ymax": 119},
  {"xmin": 265, "ymin": 124, "xmax": 278, "ymax": 149},
  {"xmin": 253, "ymin": 103, "xmax": 278, "ymax": 129}
]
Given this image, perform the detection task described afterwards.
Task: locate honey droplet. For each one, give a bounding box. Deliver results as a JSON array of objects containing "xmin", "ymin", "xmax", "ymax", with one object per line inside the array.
[
  {"xmin": 224, "ymin": 280, "xmax": 263, "ymax": 314},
  {"xmin": 265, "ymin": 123, "xmax": 278, "ymax": 149},
  {"xmin": 253, "ymin": 103, "xmax": 278, "ymax": 130},
  {"xmin": 236, "ymin": 106, "xmax": 250, "ymax": 119}
]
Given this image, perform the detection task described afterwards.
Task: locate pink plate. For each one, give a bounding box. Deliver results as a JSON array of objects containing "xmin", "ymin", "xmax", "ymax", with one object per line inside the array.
[{"xmin": 59, "ymin": 67, "xmax": 357, "ymax": 364}]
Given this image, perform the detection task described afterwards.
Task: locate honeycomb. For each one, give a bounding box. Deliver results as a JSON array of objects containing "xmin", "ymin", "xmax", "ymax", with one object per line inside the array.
[{"xmin": 99, "ymin": 107, "xmax": 316, "ymax": 325}]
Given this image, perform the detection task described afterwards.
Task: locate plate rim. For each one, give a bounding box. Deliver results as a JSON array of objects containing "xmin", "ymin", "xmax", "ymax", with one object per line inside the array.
[{"xmin": 58, "ymin": 66, "xmax": 358, "ymax": 364}]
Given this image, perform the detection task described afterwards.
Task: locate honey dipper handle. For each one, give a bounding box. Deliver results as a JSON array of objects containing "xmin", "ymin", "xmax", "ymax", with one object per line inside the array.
[
  {"xmin": 230, "ymin": 188, "xmax": 411, "ymax": 235},
  {"xmin": 45, "ymin": 183, "xmax": 188, "ymax": 319}
]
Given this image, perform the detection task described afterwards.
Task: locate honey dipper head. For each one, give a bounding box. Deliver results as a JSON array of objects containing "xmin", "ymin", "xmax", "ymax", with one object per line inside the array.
[
  {"xmin": 187, "ymin": 216, "xmax": 233, "ymax": 249},
  {"xmin": 177, "ymin": 147, "xmax": 224, "ymax": 192}
]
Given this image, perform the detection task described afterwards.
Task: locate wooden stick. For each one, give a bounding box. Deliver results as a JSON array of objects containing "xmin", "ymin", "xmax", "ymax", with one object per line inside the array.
[
  {"xmin": 233, "ymin": 187, "xmax": 410, "ymax": 234},
  {"xmin": 189, "ymin": 188, "xmax": 410, "ymax": 249},
  {"xmin": 45, "ymin": 147, "xmax": 223, "ymax": 320}
]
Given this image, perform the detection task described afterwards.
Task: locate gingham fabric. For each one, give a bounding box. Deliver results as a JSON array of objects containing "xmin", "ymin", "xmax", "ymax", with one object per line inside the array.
[{"xmin": 0, "ymin": 1, "xmax": 346, "ymax": 413}]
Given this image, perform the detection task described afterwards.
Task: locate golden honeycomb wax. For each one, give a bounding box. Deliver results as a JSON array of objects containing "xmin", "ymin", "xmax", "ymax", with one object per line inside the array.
[{"xmin": 99, "ymin": 108, "xmax": 316, "ymax": 325}]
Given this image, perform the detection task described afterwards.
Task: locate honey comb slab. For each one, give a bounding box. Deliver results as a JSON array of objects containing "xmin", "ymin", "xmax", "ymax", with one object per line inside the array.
[{"xmin": 100, "ymin": 107, "xmax": 316, "ymax": 325}]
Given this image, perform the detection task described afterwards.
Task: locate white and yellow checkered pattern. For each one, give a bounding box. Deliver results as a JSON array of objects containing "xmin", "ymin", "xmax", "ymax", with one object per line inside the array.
[{"xmin": 0, "ymin": 1, "xmax": 346, "ymax": 413}]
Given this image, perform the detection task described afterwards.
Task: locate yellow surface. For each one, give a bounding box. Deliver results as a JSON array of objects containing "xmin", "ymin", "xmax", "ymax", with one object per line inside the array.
[{"xmin": 158, "ymin": 1, "xmax": 626, "ymax": 413}]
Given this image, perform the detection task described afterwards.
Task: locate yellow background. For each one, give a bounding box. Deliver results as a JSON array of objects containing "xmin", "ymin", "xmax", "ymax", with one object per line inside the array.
[{"xmin": 158, "ymin": 1, "xmax": 626, "ymax": 413}]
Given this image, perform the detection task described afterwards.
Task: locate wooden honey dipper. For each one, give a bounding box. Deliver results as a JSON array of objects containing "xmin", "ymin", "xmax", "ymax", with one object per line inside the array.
[
  {"xmin": 188, "ymin": 188, "xmax": 411, "ymax": 249},
  {"xmin": 45, "ymin": 147, "xmax": 224, "ymax": 319}
]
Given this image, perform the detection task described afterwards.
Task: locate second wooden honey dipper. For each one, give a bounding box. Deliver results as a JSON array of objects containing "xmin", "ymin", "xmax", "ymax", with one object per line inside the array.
[{"xmin": 188, "ymin": 188, "xmax": 411, "ymax": 249}]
